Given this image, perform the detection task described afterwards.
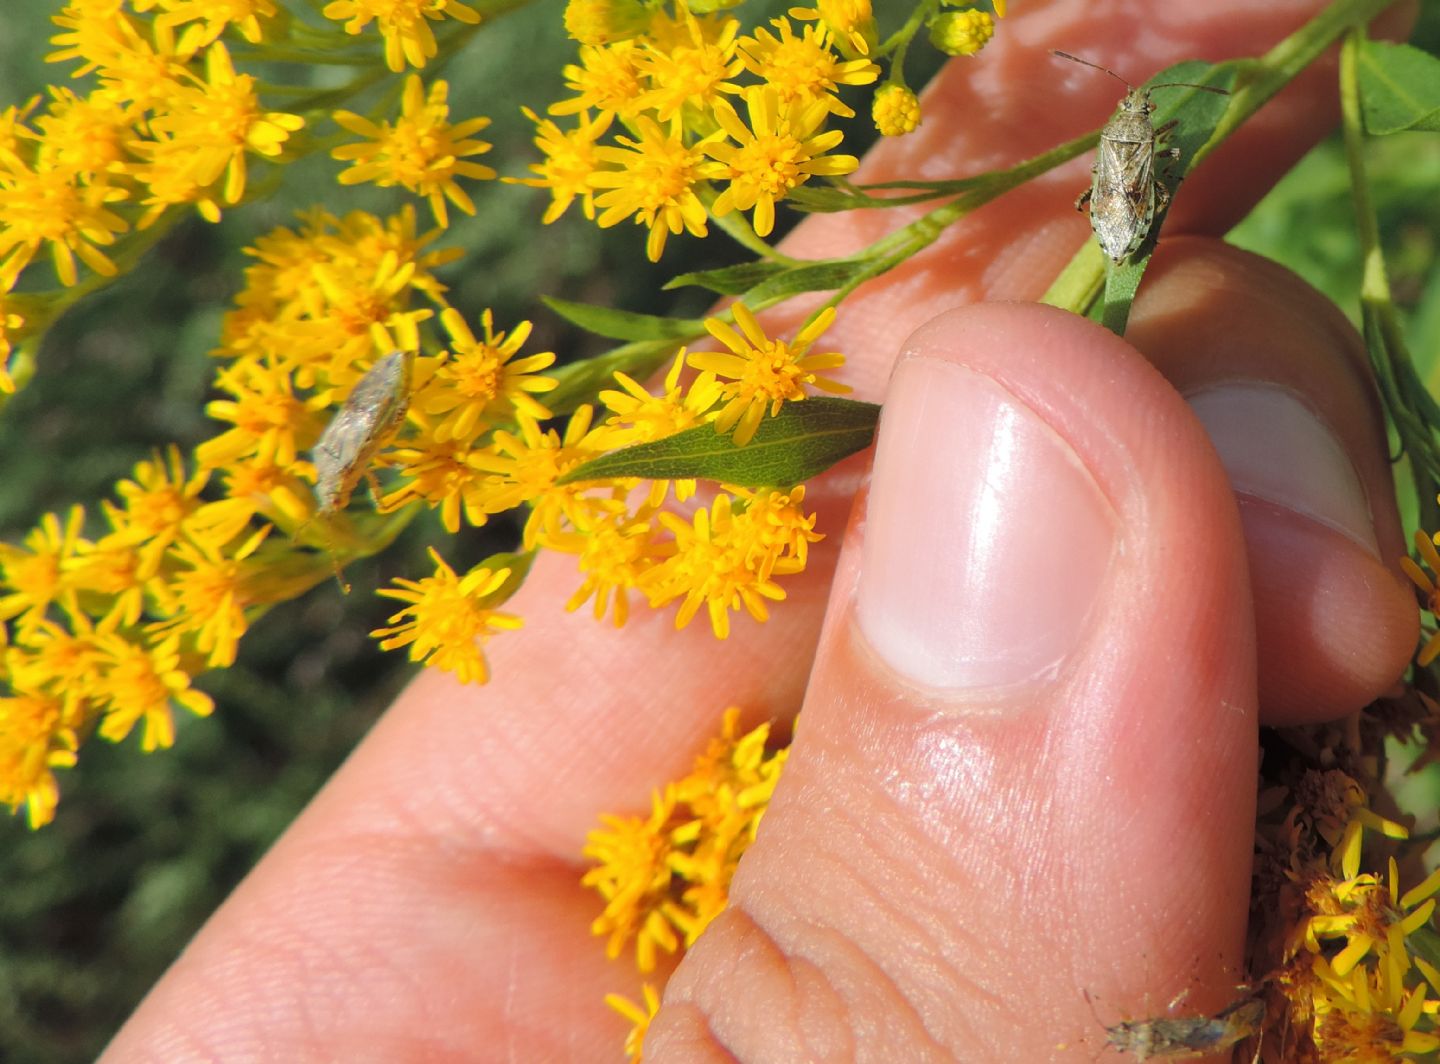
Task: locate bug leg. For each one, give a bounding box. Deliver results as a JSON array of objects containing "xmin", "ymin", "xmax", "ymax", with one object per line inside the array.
[
  {"xmin": 1074, "ymin": 187, "xmax": 1092, "ymax": 213},
  {"xmin": 364, "ymin": 468, "xmax": 384, "ymax": 506},
  {"xmin": 1154, "ymin": 118, "xmax": 1178, "ymax": 141},
  {"xmin": 1153, "ymin": 176, "xmax": 1173, "ymax": 213}
]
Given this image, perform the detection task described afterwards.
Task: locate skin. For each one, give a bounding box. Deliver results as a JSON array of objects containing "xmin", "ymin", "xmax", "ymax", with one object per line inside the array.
[{"xmin": 102, "ymin": 1, "xmax": 1419, "ymax": 1061}]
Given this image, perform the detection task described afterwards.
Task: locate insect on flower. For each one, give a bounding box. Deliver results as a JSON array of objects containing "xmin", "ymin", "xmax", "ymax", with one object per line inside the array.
[
  {"xmin": 311, "ymin": 350, "xmax": 413, "ymax": 517},
  {"xmin": 1053, "ymin": 50, "xmax": 1229, "ymax": 264}
]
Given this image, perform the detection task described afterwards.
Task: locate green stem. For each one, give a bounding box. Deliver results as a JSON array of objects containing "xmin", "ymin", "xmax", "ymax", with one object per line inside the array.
[
  {"xmin": 1042, "ymin": 0, "xmax": 1402, "ymax": 316},
  {"xmin": 1339, "ymin": 25, "xmax": 1440, "ymax": 533}
]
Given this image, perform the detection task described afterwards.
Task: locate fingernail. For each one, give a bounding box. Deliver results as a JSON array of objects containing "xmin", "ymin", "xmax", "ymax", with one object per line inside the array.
[
  {"xmin": 1186, "ymin": 384, "xmax": 1378, "ymax": 557},
  {"xmin": 855, "ymin": 356, "xmax": 1116, "ymax": 692}
]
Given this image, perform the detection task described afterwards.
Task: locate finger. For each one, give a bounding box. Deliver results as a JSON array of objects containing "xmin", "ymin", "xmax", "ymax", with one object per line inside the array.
[
  {"xmin": 648, "ymin": 300, "xmax": 1258, "ymax": 1060},
  {"xmin": 1126, "ymin": 238, "xmax": 1416, "ymax": 724},
  {"xmin": 102, "ymin": 1, "xmax": 1359, "ymax": 1058}
]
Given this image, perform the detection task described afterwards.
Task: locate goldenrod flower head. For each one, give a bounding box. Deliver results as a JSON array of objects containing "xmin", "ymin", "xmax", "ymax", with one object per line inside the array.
[
  {"xmin": 689, "ymin": 303, "xmax": 850, "ymax": 446},
  {"xmin": 551, "ymin": 42, "xmax": 647, "ymax": 119},
  {"xmin": 633, "ymin": 11, "xmax": 744, "ymax": 125},
  {"xmin": 563, "ymin": 0, "xmax": 650, "ymax": 46},
  {"xmin": 333, "ymin": 76, "xmax": 494, "ymax": 228},
  {"xmin": 0, "ymin": 157, "xmax": 129, "ymax": 287},
  {"xmin": 737, "ymin": 16, "xmax": 880, "ymax": 119},
  {"xmin": 585, "ymin": 709, "xmax": 787, "ymax": 972},
  {"xmin": 137, "ymin": 0, "xmax": 280, "ymax": 55},
  {"xmin": 31, "ymin": 86, "xmax": 134, "ymax": 180},
  {"xmin": 705, "ymin": 86, "xmax": 860, "ymax": 238},
  {"xmin": 1312, "ymin": 954, "xmax": 1440, "ymax": 1060},
  {"xmin": 558, "ymin": 510, "xmax": 659, "ymax": 628},
  {"xmin": 0, "ymin": 688, "xmax": 78, "ymax": 829},
  {"xmin": 788, "ymin": 0, "xmax": 877, "ymax": 58},
  {"xmin": 134, "ymin": 43, "xmax": 304, "ymax": 222},
  {"xmin": 100, "ymin": 448, "xmax": 210, "ymax": 566},
  {"xmin": 94, "ymin": 632, "xmax": 215, "ymax": 752},
  {"xmin": 0, "ymin": 507, "xmax": 88, "ymax": 637},
  {"xmin": 589, "ymin": 116, "xmax": 721, "ymax": 261},
  {"xmin": 416, "ymin": 307, "xmax": 557, "ymax": 443},
  {"xmin": 199, "ymin": 356, "xmax": 311, "ymax": 471},
  {"xmin": 147, "ymin": 527, "xmax": 273, "ymax": 669},
  {"xmin": 372, "ymin": 549, "xmax": 522, "ymax": 684},
  {"xmin": 510, "ymin": 106, "xmax": 614, "ymax": 224},
  {"xmin": 322, "ymin": 0, "xmax": 483, "ymax": 73},
  {"xmin": 872, "ymin": 81, "xmax": 921, "ymax": 137},
  {"xmin": 929, "ymin": 10, "xmax": 995, "ymax": 57}
]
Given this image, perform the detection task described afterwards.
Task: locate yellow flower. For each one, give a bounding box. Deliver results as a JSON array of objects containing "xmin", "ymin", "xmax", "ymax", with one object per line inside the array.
[
  {"xmin": 1312, "ymin": 953, "xmax": 1440, "ymax": 1060},
  {"xmin": 590, "ymin": 117, "xmax": 720, "ymax": 261},
  {"xmin": 467, "ymin": 405, "xmax": 609, "ymax": 547},
  {"xmin": 1401, "ymin": 528, "xmax": 1440, "ymax": 665},
  {"xmin": 31, "ymin": 86, "xmax": 135, "ymax": 180},
  {"xmin": 0, "ymin": 156, "xmax": 128, "ymax": 287},
  {"xmin": 511, "ymin": 107, "xmax": 613, "ymax": 223},
  {"xmin": 788, "ymin": 0, "xmax": 877, "ymax": 58},
  {"xmin": 137, "ymin": 0, "xmax": 280, "ymax": 54},
  {"xmin": 378, "ymin": 428, "xmax": 494, "ymax": 532},
  {"xmin": 48, "ymin": 5, "xmax": 188, "ymax": 111},
  {"xmin": 414, "ymin": 308, "xmax": 557, "ymax": 442},
  {"xmin": 0, "ymin": 688, "xmax": 78, "ymax": 829},
  {"xmin": 564, "ymin": 0, "xmax": 650, "ymax": 46},
  {"xmin": 99, "ymin": 448, "xmax": 211, "ymax": 569},
  {"xmin": 550, "ymin": 41, "xmax": 647, "ymax": 119},
  {"xmin": 605, "ymin": 983, "xmax": 660, "ymax": 1064},
  {"xmin": 372, "ymin": 549, "xmax": 522, "ymax": 684},
  {"xmin": 646, "ymin": 491, "xmax": 790, "ymax": 638},
  {"xmin": 929, "ymin": 10, "xmax": 995, "ymax": 57},
  {"xmin": 705, "ymin": 87, "xmax": 859, "ymax": 238},
  {"xmin": 147, "ymin": 527, "xmax": 272, "ymax": 668},
  {"xmin": 737, "ymin": 16, "xmax": 880, "ymax": 118},
  {"xmin": 0, "ymin": 507, "xmax": 89, "ymax": 636},
  {"xmin": 133, "ymin": 43, "xmax": 304, "ymax": 222},
  {"xmin": 198, "ymin": 355, "xmax": 312, "ymax": 471},
  {"xmin": 872, "ymin": 81, "xmax": 921, "ymax": 136},
  {"xmin": 688, "ymin": 303, "xmax": 849, "ymax": 446},
  {"xmin": 322, "ymin": 0, "xmax": 483, "ymax": 73},
  {"xmin": 584, "ymin": 786, "xmax": 681, "ymax": 970},
  {"xmin": 551, "ymin": 508, "xmax": 661, "ymax": 627},
  {"xmin": 94, "ymin": 632, "xmax": 214, "ymax": 752},
  {"xmin": 633, "ymin": 11, "xmax": 744, "ymax": 124},
  {"xmin": 333, "ymin": 76, "xmax": 495, "ymax": 228}
]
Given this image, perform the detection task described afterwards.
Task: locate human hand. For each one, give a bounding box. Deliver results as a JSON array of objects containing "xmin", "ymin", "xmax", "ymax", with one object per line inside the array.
[{"xmin": 102, "ymin": 1, "xmax": 1418, "ymax": 1060}]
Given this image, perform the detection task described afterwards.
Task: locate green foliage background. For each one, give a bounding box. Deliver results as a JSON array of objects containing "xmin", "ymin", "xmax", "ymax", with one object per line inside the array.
[{"xmin": 0, "ymin": 3, "xmax": 1434, "ymax": 1061}]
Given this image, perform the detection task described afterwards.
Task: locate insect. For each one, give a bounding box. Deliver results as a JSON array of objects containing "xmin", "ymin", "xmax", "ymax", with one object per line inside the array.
[
  {"xmin": 1053, "ymin": 50, "xmax": 1229, "ymax": 264},
  {"xmin": 1101, "ymin": 992, "xmax": 1265, "ymax": 1062},
  {"xmin": 311, "ymin": 350, "xmax": 412, "ymax": 517}
]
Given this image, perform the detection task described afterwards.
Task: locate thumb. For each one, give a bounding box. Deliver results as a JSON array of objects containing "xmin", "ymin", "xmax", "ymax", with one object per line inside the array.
[{"xmin": 647, "ymin": 302, "xmax": 1258, "ymax": 1060}]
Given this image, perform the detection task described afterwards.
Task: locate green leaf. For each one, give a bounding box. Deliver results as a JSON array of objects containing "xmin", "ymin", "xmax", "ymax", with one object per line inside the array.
[
  {"xmin": 1357, "ymin": 39, "xmax": 1440, "ymax": 134},
  {"xmin": 473, "ymin": 549, "xmax": 535, "ymax": 607},
  {"xmin": 542, "ymin": 296, "xmax": 706, "ymax": 342},
  {"xmin": 744, "ymin": 259, "xmax": 875, "ymax": 304},
  {"xmin": 664, "ymin": 260, "xmax": 788, "ymax": 295},
  {"xmin": 558, "ymin": 397, "xmax": 880, "ymax": 487}
]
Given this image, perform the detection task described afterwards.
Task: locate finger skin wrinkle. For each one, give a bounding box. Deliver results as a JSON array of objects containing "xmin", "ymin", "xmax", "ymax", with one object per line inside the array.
[{"xmin": 652, "ymin": 901, "xmax": 961, "ymax": 1063}]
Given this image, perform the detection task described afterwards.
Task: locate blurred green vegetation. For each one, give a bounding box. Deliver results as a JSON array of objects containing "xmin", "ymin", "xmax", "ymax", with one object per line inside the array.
[{"xmin": 0, "ymin": 3, "xmax": 1436, "ymax": 1062}]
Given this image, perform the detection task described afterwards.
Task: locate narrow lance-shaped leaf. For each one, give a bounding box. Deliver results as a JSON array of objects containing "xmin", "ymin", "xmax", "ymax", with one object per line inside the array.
[
  {"xmin": 542, "ymin": 295, "xmax": 707, "ymax": 342},
  {"xmin": 558, "ymin": 397, "xmax": 881, "ymax": 488}
]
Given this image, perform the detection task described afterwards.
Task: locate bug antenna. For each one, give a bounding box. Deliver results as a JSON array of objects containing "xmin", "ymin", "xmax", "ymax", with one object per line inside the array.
[
  {"xmin": 1051, "ymin": 49, "xmax": 1131, "ymax": 89},
  {"xmin": 1150, "ymin": 80, "xmax": 1230, "ymax": 96}
]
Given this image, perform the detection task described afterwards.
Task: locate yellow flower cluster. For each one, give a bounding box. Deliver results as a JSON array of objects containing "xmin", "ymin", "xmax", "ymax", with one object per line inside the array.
[
  {"xmin": 1251, "ymin": 743, "xmax": 1440, "ymax": 1060},
  {"xmin": 585, "ymin": 708, "xmax": 788, "ymax": 1055},
  {"xmin": 520, "ymin": 1, "xmax": 881, "ymax": 257},
  {"xmin": 4, "ymin": 5, "xmax": 305, "ymax": 294}
]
